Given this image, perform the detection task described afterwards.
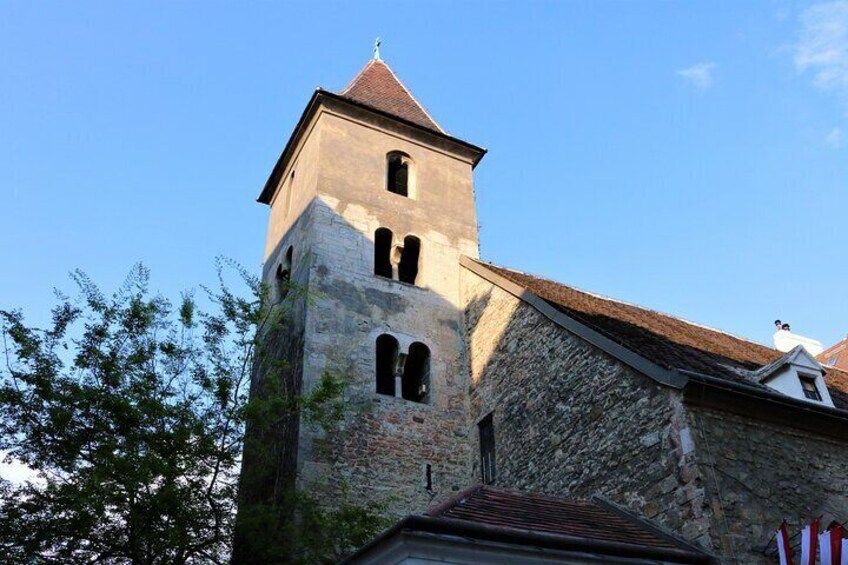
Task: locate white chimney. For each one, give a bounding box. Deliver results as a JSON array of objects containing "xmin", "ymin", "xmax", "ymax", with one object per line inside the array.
[{"xmin": 773, "ymin": 324, "xmax": 824, "ymax": 356}]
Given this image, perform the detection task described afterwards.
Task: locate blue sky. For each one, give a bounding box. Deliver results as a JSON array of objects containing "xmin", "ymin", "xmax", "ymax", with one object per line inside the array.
[{"xmin": 1, "ymin": 1, "xmax": 847, "ymax": 348}]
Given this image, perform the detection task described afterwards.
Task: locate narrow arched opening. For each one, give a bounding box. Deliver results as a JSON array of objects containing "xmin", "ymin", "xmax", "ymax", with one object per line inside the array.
[
  {"xmin": 374, "ymin": 228, "xmax": 393, "ymax": 279},
  {"xmin": 376, "ymin": 334, "xmax": 399, "ymax": 396},
  {"xmin": 402, "ymin": 342, "xmax": 430, "ymax": 403},
  {"xmin": 386, "ymin": 152, "xmax": 411, "ymax": 197},
  {"xmin": 398, "ymin": 235, "xmax": 420, "ymax": 285}
]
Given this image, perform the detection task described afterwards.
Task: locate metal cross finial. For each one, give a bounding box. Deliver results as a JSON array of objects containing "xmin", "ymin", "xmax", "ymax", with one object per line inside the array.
[{"xmin": 373, "ymin": 37, "xmax": 382, "ymax": 61}]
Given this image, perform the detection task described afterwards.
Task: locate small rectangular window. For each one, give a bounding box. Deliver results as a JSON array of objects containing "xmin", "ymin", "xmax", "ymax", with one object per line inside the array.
[
  {"xmin": 800, "ymin": 376, "xmax": 822, "ymax": 401},
  {"xmin": 478, "ymin": 413, "xmax": 496, "ymax": 485}
]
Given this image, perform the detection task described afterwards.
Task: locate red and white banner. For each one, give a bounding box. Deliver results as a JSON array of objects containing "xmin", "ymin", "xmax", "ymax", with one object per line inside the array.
[
  {"xmin": 777, "ymin": 521, "xmax": 794, "ymax": 565},
  {"xmin": 800, "ymin": 518, "xmax": 819, "ymax": 565},
  {"xmin": 819, "ymin": 524, "xmax": 843, "ymax": 565}
]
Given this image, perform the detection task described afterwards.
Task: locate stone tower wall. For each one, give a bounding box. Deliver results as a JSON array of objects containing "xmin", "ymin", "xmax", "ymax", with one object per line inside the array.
[{"xmin": 260, "ymin": 105, "xmax": 482, "ymax": 517}]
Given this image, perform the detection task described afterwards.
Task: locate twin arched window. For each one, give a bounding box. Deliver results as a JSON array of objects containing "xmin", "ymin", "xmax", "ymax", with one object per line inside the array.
[
  {"xmin": 374, "ymin": 229, "xmax": 421, "ymax": 285},
  {"xmin": 376, "ymin": 334, "xmax": 430, "ymax": 403}
]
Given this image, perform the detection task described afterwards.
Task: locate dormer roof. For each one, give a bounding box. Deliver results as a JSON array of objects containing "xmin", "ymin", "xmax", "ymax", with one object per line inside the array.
[{"xmin": 753, "ymin": 345, "xmax": 822, "ymax": 384}]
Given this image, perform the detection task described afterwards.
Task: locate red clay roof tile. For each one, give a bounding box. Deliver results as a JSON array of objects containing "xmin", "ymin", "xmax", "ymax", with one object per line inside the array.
[
  {"xmin": 475, "ymin": 260, "xmax": 848, "ymax": 409},
  {"xmin": 819, "ymin": 337, "xmax": 848, "ymax": 370},
  {"xmin": 339, "ymin": 59, "xmax": 444, "ymax": 133},
  {"xmin": 427, "ymin": 485, "xmax": 683, "ymax": 551}
]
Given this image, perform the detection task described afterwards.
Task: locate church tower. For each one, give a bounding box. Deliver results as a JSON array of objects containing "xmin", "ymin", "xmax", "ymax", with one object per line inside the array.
[{"xmin": 237, "ymin": 52, "xmax": 486, "ymax": 553}]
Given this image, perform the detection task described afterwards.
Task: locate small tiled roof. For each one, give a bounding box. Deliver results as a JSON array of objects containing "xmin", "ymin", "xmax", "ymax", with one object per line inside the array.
[
  {"xmin": 826, "ymin": 366, "xmax": 848, "ymax": 409},
  {"xmin": 338, "ymin": 59, "xmax": 444, "ymax": 133},
  {"xmin": 474, "ymin": 260, "xmax": 848, "ymax": 409},
  {"xmin": 819, "ymin": 336, "xmax": 848, "ymax": 370},
  {"xmin": 344, "ymin": 484, "xmax": 714, "ymax": 563},
  {"xmin": 427, "ymin": 484, "xmax": 683, "ymax": 551}
]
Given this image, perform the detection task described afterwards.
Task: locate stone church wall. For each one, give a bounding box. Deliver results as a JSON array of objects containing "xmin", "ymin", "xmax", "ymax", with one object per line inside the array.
[
  {"xmin": 461, "ymin": 269, "xmax": 712, "ymax": 548},
  {"xmin": 688, "ymin": 406, "xmax": 848, "ymax": 564}
]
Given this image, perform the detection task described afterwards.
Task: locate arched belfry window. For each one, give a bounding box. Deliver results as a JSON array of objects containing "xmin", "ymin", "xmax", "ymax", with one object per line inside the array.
[
  {"xmin": 402, "ymin": 342, "xmax": 430, "ymax": 403},
  {"xmin": 374, "ymin": 229, "xmax": 422, "ymax": 286},
  {"xmin": 398, "ymin": 236, "xmax": 420, "ymax": 285},
  {"xmin": 375, "ymin": 336, "xmax": 431, "ymax": 404},
  {"xmin": 386, "ymin": 152, "xmax": 413, "ymax": 197},
  {"xmin": 374, "ymin": 228, "xmax": 393, "ymax": 279},
  {"xmin": 376, "ymin": 334, "xmax": 399, "ymax": 396}
]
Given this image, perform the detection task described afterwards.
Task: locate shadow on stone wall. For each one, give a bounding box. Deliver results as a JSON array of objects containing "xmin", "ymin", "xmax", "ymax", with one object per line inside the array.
[
  {"xmin": 237, "ymin": 198, "xmax": 848, "ymax": 564},
  {"xmin": 234, "ymin": 198, "xmax": 476, "ymax": 561},
  {"xmin": 232, "ymin": 208, "xmax": 314, "ymax": 563}
]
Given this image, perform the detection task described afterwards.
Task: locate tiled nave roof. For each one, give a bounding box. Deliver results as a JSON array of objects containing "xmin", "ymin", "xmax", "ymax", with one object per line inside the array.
[{"xmin": 472, "ymin": 259, "xmax": 848, "ymax": 410}]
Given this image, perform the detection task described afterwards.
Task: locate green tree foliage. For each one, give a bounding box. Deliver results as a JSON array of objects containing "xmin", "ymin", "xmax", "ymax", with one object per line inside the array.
[{"xmin": 0, "ymin": 262, "xmax": 388, "ymax": 564}]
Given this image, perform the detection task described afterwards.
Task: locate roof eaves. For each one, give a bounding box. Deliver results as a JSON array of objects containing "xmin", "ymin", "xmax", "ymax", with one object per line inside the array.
[
  {"xmin": 258, "ymin": 89, "xmax": 487, "ymax": 204},
  {"xmin": 461, "ymin": 256, "xmax": 687, "ymax": 390},
  {"xmin": 257, "ymin": 89, "xmax": 323, "ymax": 204},
  {"xmin": 341, "ymin": 514, "xmax": 716, "ymax": 564},
  {"xmin": 463, "ymin": 257, "xmax": 848, "ymax": 425},
  {"xmin": 680, "ymin": 368, "xmax": 848, "ymax": 433},
  {"xmin": 324, "ymin": 90, "xmax": 486, "ymax": 163},
  {"xmin": 592, "ymin": 496, "xmax": 718, "ymax": 561}
]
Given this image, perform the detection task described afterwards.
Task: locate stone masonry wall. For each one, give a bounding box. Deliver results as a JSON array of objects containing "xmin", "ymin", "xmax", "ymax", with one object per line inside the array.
[
  {"xmin": 462, "ymin": 269, "xmax": 713, "ymax": 549},
  {"xmin": 689, "ymin": 406, "xmax": 848, "ymax": 564},
  {"xmin": 297, "ymin": 197, "xmax": 472, "ymax": 517},
  {"xmin": 288, "ymin": 108, "xmax": 481, "ymax": 518},
  {"xmin": 233, "ymin": 208, "xmax": 314, "ymax": 562}
]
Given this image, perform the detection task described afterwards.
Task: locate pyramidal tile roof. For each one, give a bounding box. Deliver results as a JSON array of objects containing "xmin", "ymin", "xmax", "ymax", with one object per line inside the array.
[{"xmin": 339, "ymin": 59, "xmax": 444, "ymax": 133}]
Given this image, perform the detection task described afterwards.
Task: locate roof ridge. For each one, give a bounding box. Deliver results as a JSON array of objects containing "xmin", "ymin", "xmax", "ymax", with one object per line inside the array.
[
  {"xmin": 340, "ymin": 59, "xmax": 376, "ymax": 95},
  {"xmin": 469, "ymin": 258, "xmax": 776, "ymax": 354},
  {"xmin": 336, "ymin": 58, "xmax": 444, "ymax": 133},
  {"xmin": 424, "ymin": 484, "xmax": 484, "ymax": 517},
  {"xmin": 378, "ymin": 59, "xmax": 445, "ymax": 134}
]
